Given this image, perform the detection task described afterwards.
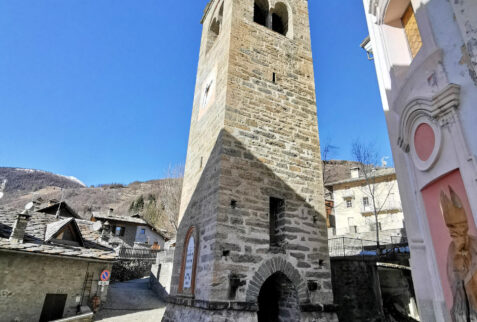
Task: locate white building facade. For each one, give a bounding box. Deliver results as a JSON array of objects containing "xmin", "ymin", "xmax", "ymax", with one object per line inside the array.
[
  {"xmin": 328, "ymin": 168, "xmax": 405, "ymax": 242},
  {"xmin": 362, "ymin": 1, "xmax": 477, "ymax": 321}
]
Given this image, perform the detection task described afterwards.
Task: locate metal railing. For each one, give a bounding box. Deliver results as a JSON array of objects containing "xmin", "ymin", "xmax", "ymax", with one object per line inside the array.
[
  {"xmin": 360, "ymin": 201, "xmax": 403, "ymax": 214},
  {"xmin": 117, "ymin": 246, "xmax": 160, "ymax": 260},
  {"xmin": 328, "ymin": 236, "xmax": 408, "ymax": 257}
]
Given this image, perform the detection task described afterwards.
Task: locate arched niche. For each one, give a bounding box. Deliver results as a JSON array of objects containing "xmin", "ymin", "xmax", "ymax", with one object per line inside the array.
[{"xmin": 178, "ymin": 226, "xmax": 199, "ymax": 296}]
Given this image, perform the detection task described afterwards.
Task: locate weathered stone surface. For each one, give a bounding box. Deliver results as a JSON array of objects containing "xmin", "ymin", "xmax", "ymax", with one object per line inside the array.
[
  {"xmin": 164, "ymin": 0, "xmax": 336, "ymax": 320},
  {"xmin": 0, "ymin": 253, "xmax": 112, "ymax": 322}
]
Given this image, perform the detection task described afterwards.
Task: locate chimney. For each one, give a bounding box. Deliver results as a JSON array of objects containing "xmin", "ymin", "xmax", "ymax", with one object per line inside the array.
[
  {"xmin": 9, "ymin": 211, "xmax": 31, "ymax": 244},
  {"xmin": 101, "ymin": 221, "xmax": 111, "ymax": 242},
  {"xmin": 32, "ymin": 197, "xmax": 43, "ymax": 211},
  {"xmin": 350, "ymin": 167, "xmax": 360, "ymax": 179}
]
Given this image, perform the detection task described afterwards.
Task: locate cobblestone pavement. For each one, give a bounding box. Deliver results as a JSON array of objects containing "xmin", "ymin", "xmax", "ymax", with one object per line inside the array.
[{"xmin": 94, "ymin": 278, "xmax": 166, "ymax": 321}]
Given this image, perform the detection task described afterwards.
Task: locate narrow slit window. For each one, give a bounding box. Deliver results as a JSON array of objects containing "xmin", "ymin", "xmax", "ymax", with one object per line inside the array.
[
  {"xmin": 269, "ymin": 197, "xmax": 285, "ymax": 247},
  {"xmin": 272, "ymin": 72, "xmax": 276, "ymax": 83}
]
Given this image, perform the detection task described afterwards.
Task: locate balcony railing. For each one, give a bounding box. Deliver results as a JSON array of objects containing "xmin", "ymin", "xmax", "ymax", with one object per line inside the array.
[
  {"xmin": 328, "ymin": 236, "xmax": 408, "ymax": 257},
  {"xmin": 117, "ymin": 246, "xmax": 160, "ymax": 260},
  {"xmin": 360, "ymin": 201, "xmax": 402, "ymax": 214}
]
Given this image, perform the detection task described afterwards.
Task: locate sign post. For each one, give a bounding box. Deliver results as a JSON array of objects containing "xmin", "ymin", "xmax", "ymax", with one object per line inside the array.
[{"xmin": 99, "ymin": 270, "xmax": 111, "ymax": 292}]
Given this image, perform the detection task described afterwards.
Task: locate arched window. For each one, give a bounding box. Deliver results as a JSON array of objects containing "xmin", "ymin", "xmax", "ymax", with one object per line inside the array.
[
  {"xmin": 254, "ymin": 0, "xmax": 269, "ymax": 27},
  {"xmin": 178, "ymin": 226, "xmax": 198, "ymax": 295},
  {"xmin": 253, "ymin": 1, "xmax": 292, "ymax": 38},
  {"xmin": 206, "ymin": 2, "xmax": 224, "ymax": 53},
  {"xmin": 271, "ymin": 3, "xmax": 288, "ymax": 36}
]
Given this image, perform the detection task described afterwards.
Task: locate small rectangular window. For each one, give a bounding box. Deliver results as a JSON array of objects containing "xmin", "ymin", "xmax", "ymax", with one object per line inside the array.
[
  {"xmin": 363, "ymin": 197, "xmax": 369, "ymax": 207},
  {"xmin": 346, "ymin": 200, "xmax": 353, "ymax": 208},
  {"xmin": 272, "ymin": 72, "xmax": 276, "ymax": 83},
  {"xmin": 115, "ymin": 226, "xmax": 125, "ymax": 237},
  {"xmin": 402, "ymin": 4, "xmax": 422, "ymax": 58},
  {"xmin": 270, "ymin": 197, "xmax": 285, "ymax": 247},
  {"xmin": 140, "ymin": 229, "xmax": 146, "ymax": 235}
]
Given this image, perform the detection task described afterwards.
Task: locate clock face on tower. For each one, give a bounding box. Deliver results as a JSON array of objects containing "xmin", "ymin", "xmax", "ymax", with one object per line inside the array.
[{"xmin": 198, "ymin": 68, "xmax": 217, "ymax": 121}]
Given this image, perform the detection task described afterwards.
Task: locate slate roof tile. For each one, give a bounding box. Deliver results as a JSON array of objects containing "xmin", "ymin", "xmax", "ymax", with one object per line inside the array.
[{"xmin": 0, "ymin": 207, "xmax": 116, "ymax": 261}]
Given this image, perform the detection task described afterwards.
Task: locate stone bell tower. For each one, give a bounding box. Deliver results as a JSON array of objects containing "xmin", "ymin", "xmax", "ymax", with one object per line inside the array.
[{"xmin": 163, "ymin": 0, "xmax": 337, "ymax": 321}]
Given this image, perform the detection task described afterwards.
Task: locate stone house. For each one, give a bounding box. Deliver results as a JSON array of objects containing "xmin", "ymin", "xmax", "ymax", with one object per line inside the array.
[
  {"xmin": 326, "ymin": 167, "xmax": 405, "ymax": 241},
  {"xmin": 91, "ymin": 212, "xmax": 167, "ymax": 249},
  {"xmin": 362, "ymin": 0, "xmax": 477, "ymax": 320},
  {"xmin": 0, "ymin": 207, "xmax": 116, "ymax": 322}
]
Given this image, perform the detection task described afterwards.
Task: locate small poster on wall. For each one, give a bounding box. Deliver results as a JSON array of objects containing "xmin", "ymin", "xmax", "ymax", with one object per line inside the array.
[
  {"xmin": 421, "ymin": 169, "xmax": 477, "ymax": 320},
  {"xmin": 183, "ymin": 236, "xmax": 195, "ymax": 290}
]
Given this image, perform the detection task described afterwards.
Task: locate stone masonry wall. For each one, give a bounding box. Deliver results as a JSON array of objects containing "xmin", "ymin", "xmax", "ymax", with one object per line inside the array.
[
  {"xmin": 169, "ymin": 0, "xmax": 232, "ymax": 301},
  {"xmin": 215, "ymin": 0, "xmax": 333, "ymax": 303},
  {"xmin": 167, "ymin": 0, "xmax": 336, "ymax": 319},
  {"xmin": 108, "ymin": 222, "xmax": 138, "ymax": 247},
  {"xmin": 331, "ymin": 257, "xmax": 384, "ymax": 322},
  {"xmin": 150, "ymin": 249, "xmax": 175, "ymax": 300},
  {"xmin": 111, "ymin": 258, "xmax": 153, "ymax": 282},
  {"xmin": 0, "ymin": 252, "xmax": 112, "ymax": 322}
]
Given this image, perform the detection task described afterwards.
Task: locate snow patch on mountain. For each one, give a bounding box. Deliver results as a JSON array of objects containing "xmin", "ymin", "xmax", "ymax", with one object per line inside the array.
[
  {"xmin": 10, "ymin": 168, "xmax": 86, "ymax": 188},
  {"xmin": 0, "ymin": 179, "xmax": 7, "ymax": 199}
]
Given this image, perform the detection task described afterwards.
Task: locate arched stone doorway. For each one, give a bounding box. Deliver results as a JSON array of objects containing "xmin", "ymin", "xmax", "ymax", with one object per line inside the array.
[{"xmin": 257, "ymin": 272, "xmax": 300, "ymax": 322}]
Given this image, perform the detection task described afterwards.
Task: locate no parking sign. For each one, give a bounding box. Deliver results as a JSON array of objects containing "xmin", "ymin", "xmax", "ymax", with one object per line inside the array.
[{"xmin": 100, "ymin": 270, "xmax": 111, "ymax": 282}]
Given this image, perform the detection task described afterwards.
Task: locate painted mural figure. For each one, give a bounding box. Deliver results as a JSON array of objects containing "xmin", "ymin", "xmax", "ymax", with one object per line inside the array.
[{"xmin": 441, "ymin": 187, "xmax": 477, "ymax": 321}]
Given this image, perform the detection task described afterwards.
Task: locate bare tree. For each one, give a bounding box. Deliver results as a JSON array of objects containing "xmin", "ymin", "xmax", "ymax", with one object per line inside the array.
[
  {"xmin": 321, "ymin": 142, "xmax": 339, "ymax": 187},
  {"xmin": 159, "ymin": 164, "xmax": 184, "ymax": 233},
  {"xmin": 137, "ymin": 164, "xmax": 184, "ymax": 236},
  {"xmin": 351, "ymin": 140, "xmax": 395, "ymax": 254}
]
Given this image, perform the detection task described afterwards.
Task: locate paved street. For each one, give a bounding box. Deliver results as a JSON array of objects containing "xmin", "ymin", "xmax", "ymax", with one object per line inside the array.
[{"xmin": 94, "ymin": 278, "xmax": 166, "ymax": 322}]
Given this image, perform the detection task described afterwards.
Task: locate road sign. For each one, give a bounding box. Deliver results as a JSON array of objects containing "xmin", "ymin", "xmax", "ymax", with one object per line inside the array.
[
  {"xmin": 98, "ymin": 281, "xmax": 110, "ymax": 286},
  {"xmin": 100, "ymin": 270, "xmax": 111, "ymax": 282}
]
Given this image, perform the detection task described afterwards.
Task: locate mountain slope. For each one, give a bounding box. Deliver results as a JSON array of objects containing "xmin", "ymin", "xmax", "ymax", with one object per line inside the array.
[
  {"xmin": 0, "ymin": 167, "xmax": 180, "ymax": 234},
  {"xmin": 0, "ymin": 167, "xmax": 85, "ymax": 193}
]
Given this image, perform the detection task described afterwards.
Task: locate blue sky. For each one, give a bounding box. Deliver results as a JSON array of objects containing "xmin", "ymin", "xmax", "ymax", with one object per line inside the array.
[{"xmin": 0, "ymin": 0, "xmax": 391, "ymax": 186}]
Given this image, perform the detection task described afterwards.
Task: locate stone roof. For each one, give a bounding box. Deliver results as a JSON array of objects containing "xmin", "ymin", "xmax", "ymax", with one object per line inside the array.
[
  {"xmin": 45, "ymin": 217, "xmax": 73, "ymax": 242},
  {"xmin": 37, "ymin": 201, "xmax": 81, "ymax": 219},
  {"xmin": 0, "ymin": 207, "xmax": 116, "ymax": 261},
  {"xmin": 327, "ymin": 168, "xmax": 396, "ymax": 186},
  {"xmin": 92, "ymin": 212, "xmax": 147, "ymax": 225}
]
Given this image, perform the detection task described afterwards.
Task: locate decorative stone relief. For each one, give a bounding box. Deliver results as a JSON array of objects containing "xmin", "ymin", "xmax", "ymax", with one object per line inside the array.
[
  {"xmin": 178, "ymin": 226, "xmax": 199, "ymax": 296},
  {"xmin": 398, "ymin": 84, "xmax": 460, "ymax": 171}
]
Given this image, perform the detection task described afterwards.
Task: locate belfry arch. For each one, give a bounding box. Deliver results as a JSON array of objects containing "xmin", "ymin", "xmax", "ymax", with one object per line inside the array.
[{"xmin": 253, "ymin": 0, "xmax": 293, "ymax": 38}]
